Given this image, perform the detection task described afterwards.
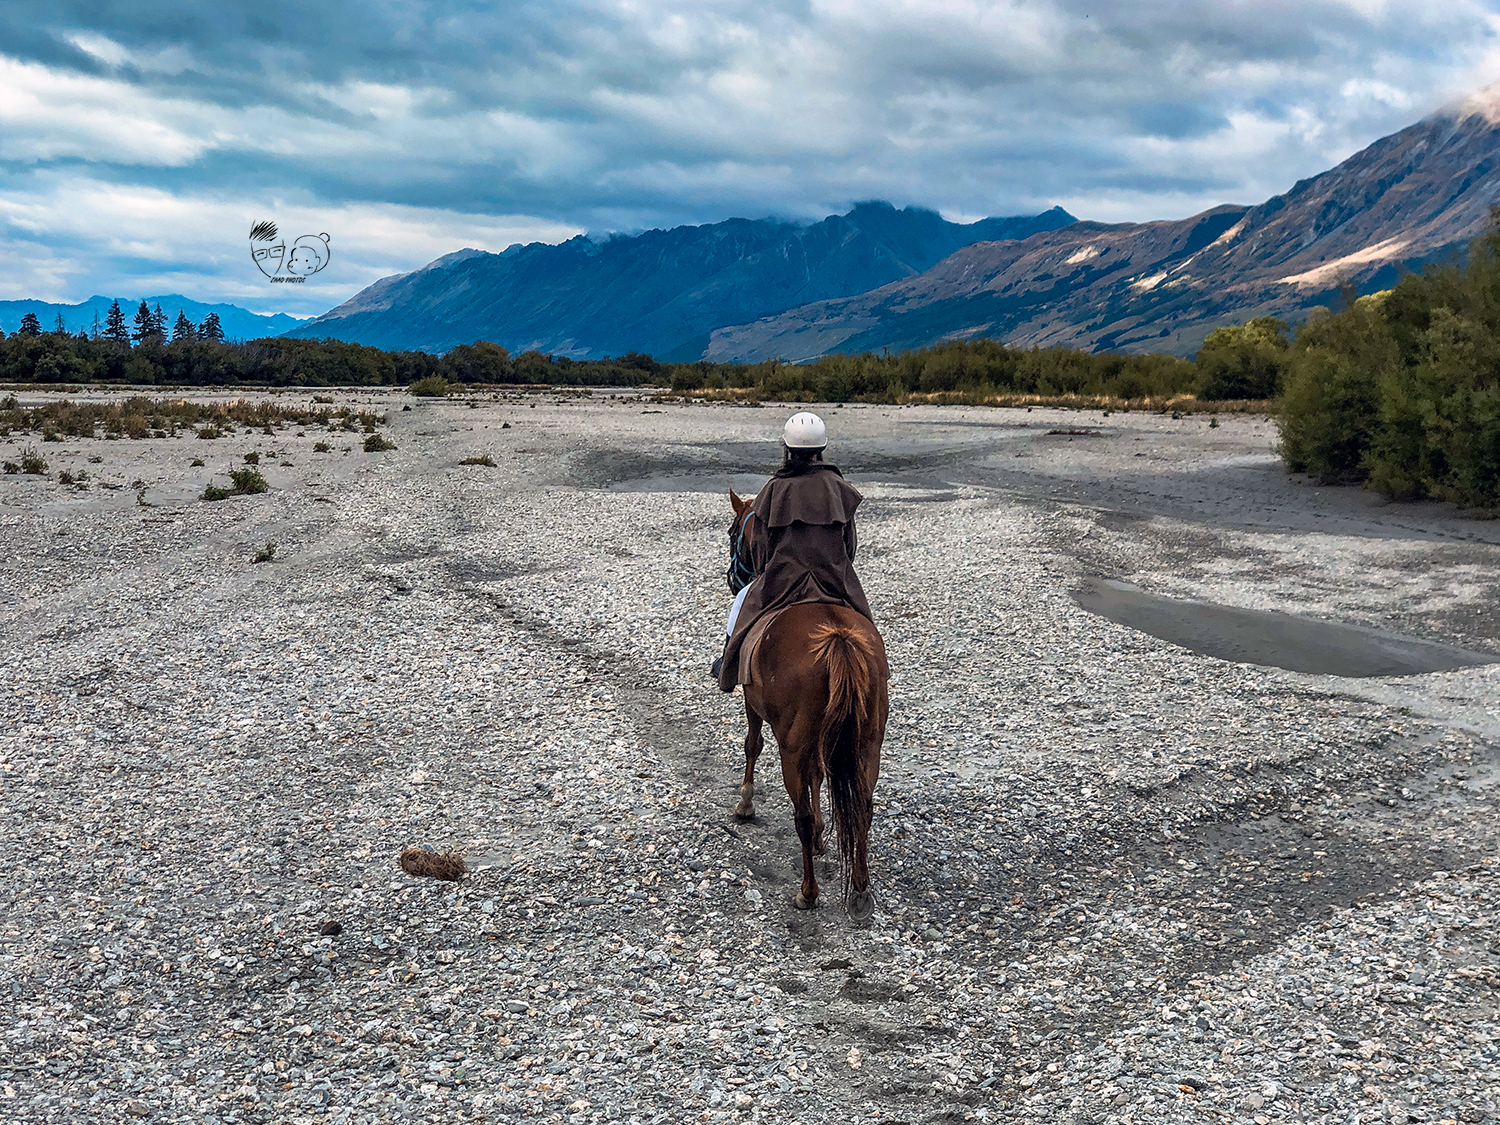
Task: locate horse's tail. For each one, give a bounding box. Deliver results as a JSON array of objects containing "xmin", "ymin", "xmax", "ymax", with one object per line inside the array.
[{"xmin": 808, "ymin": 620, "xmax": 877, "ymax": 878}]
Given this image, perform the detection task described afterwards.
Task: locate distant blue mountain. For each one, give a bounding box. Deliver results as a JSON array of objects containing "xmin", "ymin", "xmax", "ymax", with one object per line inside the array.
[
  {"xmin": 287, "ymin": 201, "xmax": 1077, "ymax": 358},
  {"xmin": 0, "ymin": 296, "xmax": 307, "ymax": 342}
]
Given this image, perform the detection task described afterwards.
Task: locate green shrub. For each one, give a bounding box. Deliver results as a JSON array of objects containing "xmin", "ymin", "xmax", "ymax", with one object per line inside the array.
[
  {"xmin": 1276, "ymin": 229, "xmax": 1500, "ymax": 506},
  {"xmin": 364, "ymin": 433, "xmax": 396, "ymax": 452},
  {"xmin": 1196, "ymin": 317, "xmax": 1289, "ymax": 400},
  {"xmin": 252, "ymin": 541, "xmax": 276, "ymax": 563},
  {"xmin": 20, "ymin": 447, "xmax": 47, "ymax": 474},
  {"xmin": 460, "ymin": 453, "xmax": 496, "ymax": 466},
  {"xmin": 313, "ymin": 441, "xmax": 330, "ymax": 452},
  {"xmin": 202, "ymin": 484, "xmax": 231, "ymax": 501},
  {"xmin": 1277, "ymin": 300, "xmax": 1392, "ymax": 482},
  {"xmin": 243, "ymin": 451, "xmax": 260, "ymax": 465},
  {"xmin": 409, "ymin": 376, "xmax": 449, "ymax": 397},
  {"xmin": 228, "ymin": 468, "xmax": 268, "ymax": 494}
]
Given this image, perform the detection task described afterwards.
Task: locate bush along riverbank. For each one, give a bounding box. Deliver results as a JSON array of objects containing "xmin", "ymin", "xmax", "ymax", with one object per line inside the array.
[{"xmin": 1277, "ymin": 226, "xmax": 1500, "ymax": 509}]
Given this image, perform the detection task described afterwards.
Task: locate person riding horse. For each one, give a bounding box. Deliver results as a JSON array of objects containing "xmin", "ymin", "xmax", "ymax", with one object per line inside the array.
[{"xmin": 714, "ymin": 412, "xmax": 875, "ymax": 692}]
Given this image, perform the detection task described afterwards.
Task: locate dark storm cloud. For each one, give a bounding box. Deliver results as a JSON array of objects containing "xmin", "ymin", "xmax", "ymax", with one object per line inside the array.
[{"xmin": 1, "ymin": 1, "xmax": 1497, "ymax": 308}]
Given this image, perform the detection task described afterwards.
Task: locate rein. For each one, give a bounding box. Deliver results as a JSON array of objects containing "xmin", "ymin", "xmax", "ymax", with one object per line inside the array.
[{"xmin": 727, "ymin": 508, "xmax": 757, "ymax": 594}]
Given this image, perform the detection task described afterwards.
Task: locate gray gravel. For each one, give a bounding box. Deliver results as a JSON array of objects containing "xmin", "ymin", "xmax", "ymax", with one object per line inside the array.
[{"xmin": 1, "ymin": 389, "xmax": 1498, "ymax": 1124}]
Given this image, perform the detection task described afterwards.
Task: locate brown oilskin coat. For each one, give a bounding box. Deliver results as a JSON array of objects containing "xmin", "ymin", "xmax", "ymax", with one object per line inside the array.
[{"xmin": 718, "ymin": 463, "xmax": 881, "ymax": 690}]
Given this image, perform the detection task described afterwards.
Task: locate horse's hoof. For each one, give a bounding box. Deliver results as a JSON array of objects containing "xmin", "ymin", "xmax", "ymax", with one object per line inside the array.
[
  {"xmin": 733, "ymin": 805, "xmax": 754, "ymax": 820},
  {"xmin": 794, "ymin": 892, "xmax": 817, "ymax": 910},
  {"xmin": 847, "ymin": 891, "xmax": 875, "ymax": 925}
]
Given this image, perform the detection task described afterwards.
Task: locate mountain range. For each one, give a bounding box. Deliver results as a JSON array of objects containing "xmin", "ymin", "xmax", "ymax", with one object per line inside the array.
[
  {"xmin": 0, "ymin": 296, "xmax": 307, "ymax": 342},
  {"xmin": 285, "ymin": 204, "xmax": 1076, "ymax": 359},
  {"xmin": 290, "ymin": 83, "xmax": 1500, "ymax": 362},
  {"xmin": 710, "ymin": 87, "xmax": 1500, "ymax": 361}
]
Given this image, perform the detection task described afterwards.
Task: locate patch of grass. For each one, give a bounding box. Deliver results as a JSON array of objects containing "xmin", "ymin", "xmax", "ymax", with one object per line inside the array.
[
  {"xmin": 0, "ymin": 396, "xmax": 387, "ymax": 443},
  {"xmin": 313, "ymin": 441, "xmax": 330, "ymax": 452},
  {"xmin": 460, "ymin": 453, "xmax": 496, "ymax": 466},
  {"xmin": 190, "ymin": 457, "xmax": 205, "ymax": 466},
  {"xmin": 312, "ymin": 394, "xmax": 334, "ymax": 404},
  {"xmin": 243, "ymin": 451, "xmax": 260, "ymax": 465},
  {"xmin": 196, "ymin": 427, "xmax": 223, "ymax": 439},
  {"xmin": 364, "ymin": 433, "xmax": 397, "ymax": 452},
  {"xmin": 252, "ymin": 541, "xmax": 276, "ymax": 564},
  {"xmin": 42, "ymin": 429, "xmax": 61, "ymax": 442},
  {"xmin": 57, "ymin": 469, "xmax": 87, "ymax": 486},
  {"xmin": 2, "ymin": 461, "xmax": 17, "ymax": 474},
  {"xmin": 20, "ymin": 447, "xmax": 47, "ymax": 474}
]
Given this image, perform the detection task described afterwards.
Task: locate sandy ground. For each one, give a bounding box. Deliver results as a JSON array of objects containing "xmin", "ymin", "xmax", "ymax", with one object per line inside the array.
[{"xmin": 2, "ymin": 388, "xmax": 1499, "ymax": 1125}]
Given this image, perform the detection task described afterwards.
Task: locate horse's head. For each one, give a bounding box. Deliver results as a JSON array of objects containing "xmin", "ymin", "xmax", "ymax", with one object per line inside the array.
[{"xmin": 726, "ymin": 489, "xmax": 758, "ymax": 594}]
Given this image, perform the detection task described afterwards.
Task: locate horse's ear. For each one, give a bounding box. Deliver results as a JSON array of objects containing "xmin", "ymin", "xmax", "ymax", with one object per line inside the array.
[{"xmin": 729, "ymin": 488, "xmax": 746, "ymax": 514}]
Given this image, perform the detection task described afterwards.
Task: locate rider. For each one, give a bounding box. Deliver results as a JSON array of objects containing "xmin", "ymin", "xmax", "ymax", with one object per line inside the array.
[{"xmin": 714, "ymin": 411, "xmax": 874, "ymax": 693}]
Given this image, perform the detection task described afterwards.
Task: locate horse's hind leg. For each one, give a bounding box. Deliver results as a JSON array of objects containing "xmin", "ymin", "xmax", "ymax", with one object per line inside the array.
[
  {"xmin": 782, "ymin": 758, "xmax": 820, "ymax": 909},
  {"xmin": 810, "ymin": 776, "xmax": 827, "ymax": 856},
  {"xmin": 847, "ymin": 742, "xmax": 882, "ymax": 924},
  {"xmin": 734, "ymin": 701, "xmax": 763, "ymax": 819}
]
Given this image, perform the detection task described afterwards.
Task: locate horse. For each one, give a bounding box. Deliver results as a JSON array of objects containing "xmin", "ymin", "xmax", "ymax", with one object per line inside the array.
[{"xmin": 723, "ymin": 489, "xmax": 889, "ymax": 922}]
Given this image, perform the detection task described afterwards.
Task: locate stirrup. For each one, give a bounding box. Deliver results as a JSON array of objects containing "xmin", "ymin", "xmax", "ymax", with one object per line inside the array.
[{"xmin": 710, "ymin": 655, "xmax": 723, "ymax": 680}]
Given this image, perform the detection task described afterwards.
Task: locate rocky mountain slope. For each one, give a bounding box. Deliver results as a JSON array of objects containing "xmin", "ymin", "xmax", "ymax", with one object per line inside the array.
[
  {"xmin": 286, "ymin": 203, "xmax": 1075, "ymax": 358},
  {"xmin": 710, "ymin": 87, "xmax": 1500, "ymax": 361}
]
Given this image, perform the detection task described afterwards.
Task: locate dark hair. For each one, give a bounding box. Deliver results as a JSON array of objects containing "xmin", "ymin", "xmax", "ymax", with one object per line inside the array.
[{"xmin": 775, "ymin": 444, "xmax": 825, "ymax": 478}]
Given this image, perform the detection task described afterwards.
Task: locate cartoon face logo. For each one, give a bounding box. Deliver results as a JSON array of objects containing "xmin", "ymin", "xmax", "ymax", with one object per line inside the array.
[
  {"xmin": 250, "ymin": 221, "xmax": 331, "ymax": 279},
  {"xmin": 286, "ymin": 233, "xmax": 331, "ymax": 276},
  {"xmin": 250, "ymin": 220, "xmax": 284, "ymax": 277}
]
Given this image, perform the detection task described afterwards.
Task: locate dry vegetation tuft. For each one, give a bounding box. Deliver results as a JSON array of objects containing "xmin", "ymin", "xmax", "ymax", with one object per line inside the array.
[{"xmin": 399, "ymin": 848, "xmax": 466, "ymax": 881}]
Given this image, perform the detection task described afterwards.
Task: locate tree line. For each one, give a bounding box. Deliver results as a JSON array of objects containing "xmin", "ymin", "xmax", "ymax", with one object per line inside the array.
[
  {"xmin": 7, "ymin": 247, "xmax": 1494, "ymax": 506},
  {"xmin": 0, "ymin": 312, "xmax": 676, "ymax": 388}
]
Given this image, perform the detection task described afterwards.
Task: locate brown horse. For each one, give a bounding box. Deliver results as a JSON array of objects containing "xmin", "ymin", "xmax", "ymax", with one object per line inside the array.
[{"xmin": 724, "ymin": 489, "xmax": 888, "ymax": 921}]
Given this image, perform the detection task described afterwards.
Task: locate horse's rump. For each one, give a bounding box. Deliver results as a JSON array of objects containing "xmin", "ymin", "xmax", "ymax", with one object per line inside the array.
[{"xmin": 805, "ymin": 616, "xmax": 881, "ymax": 874}]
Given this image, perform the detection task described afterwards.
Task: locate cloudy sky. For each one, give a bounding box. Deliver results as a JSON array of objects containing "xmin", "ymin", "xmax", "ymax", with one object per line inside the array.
[{"xmin": 2, "ymin": 0, "xmax": 1498, "ymax": 318}]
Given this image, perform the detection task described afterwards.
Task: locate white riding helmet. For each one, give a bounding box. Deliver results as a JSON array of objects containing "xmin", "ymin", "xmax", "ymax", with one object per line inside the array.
[{"xmin": 782, "ymin": 411, "xmax": 827, "ymax": 450}]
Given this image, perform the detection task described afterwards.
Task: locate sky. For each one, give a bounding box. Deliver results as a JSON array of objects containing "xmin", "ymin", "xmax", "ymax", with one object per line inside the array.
[{"xmin": 2, "ymin": 1, "xmax": 1498, "ymax": 319}]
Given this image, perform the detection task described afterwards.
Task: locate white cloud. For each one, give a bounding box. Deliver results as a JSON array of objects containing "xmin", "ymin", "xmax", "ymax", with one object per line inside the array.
[{"xmin": 0, "ymin": 0, "xmax": 1496, "ymax": 307}]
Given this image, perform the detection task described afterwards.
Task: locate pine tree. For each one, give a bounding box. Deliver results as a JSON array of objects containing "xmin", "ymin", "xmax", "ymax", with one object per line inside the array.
[
  {"xmin": 17, "ymin": 312, "xmax": 42, "ymax": 336},
  {"xmin": 104, "ymin": 300, "xmax": 130, "ymax": 346},
  {"xmin": 171, "ymin": 310, "xmax": 196, "ymax": 342},
  {"xmin": 197, "ymin": 312, "xmax": 225, "ymax": 342},
  {"xmin": 132, "ymin": 300, "xmax": 158, "ymax": 345},
  {"xmin": 152, "ymin": 303, "xmax": 168, "ymax": 338},
  {"xmin": 91, "ymin": 311, "xmax": 101, "ymax": 340},
  {"xmin": 53, "ymin": 313, "xmax": 67, "ymax": 335}
]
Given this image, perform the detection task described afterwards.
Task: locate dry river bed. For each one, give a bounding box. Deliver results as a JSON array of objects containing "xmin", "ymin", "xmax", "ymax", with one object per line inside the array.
[{"xmin": 2, "ymin": 388, "xmax": 1499, "ymax": 1125}]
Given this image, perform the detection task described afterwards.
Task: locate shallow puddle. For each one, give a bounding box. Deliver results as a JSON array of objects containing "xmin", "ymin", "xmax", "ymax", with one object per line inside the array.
[{"xmin": 1074, "ymin": 577, "xmax": 1500, "ymax": 677}]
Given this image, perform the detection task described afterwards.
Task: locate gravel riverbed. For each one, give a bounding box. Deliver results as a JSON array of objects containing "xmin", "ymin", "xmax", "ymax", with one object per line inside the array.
[{"xmin": 2, "ymin": 389, "xmax": 1498, "ymax": 1124}]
